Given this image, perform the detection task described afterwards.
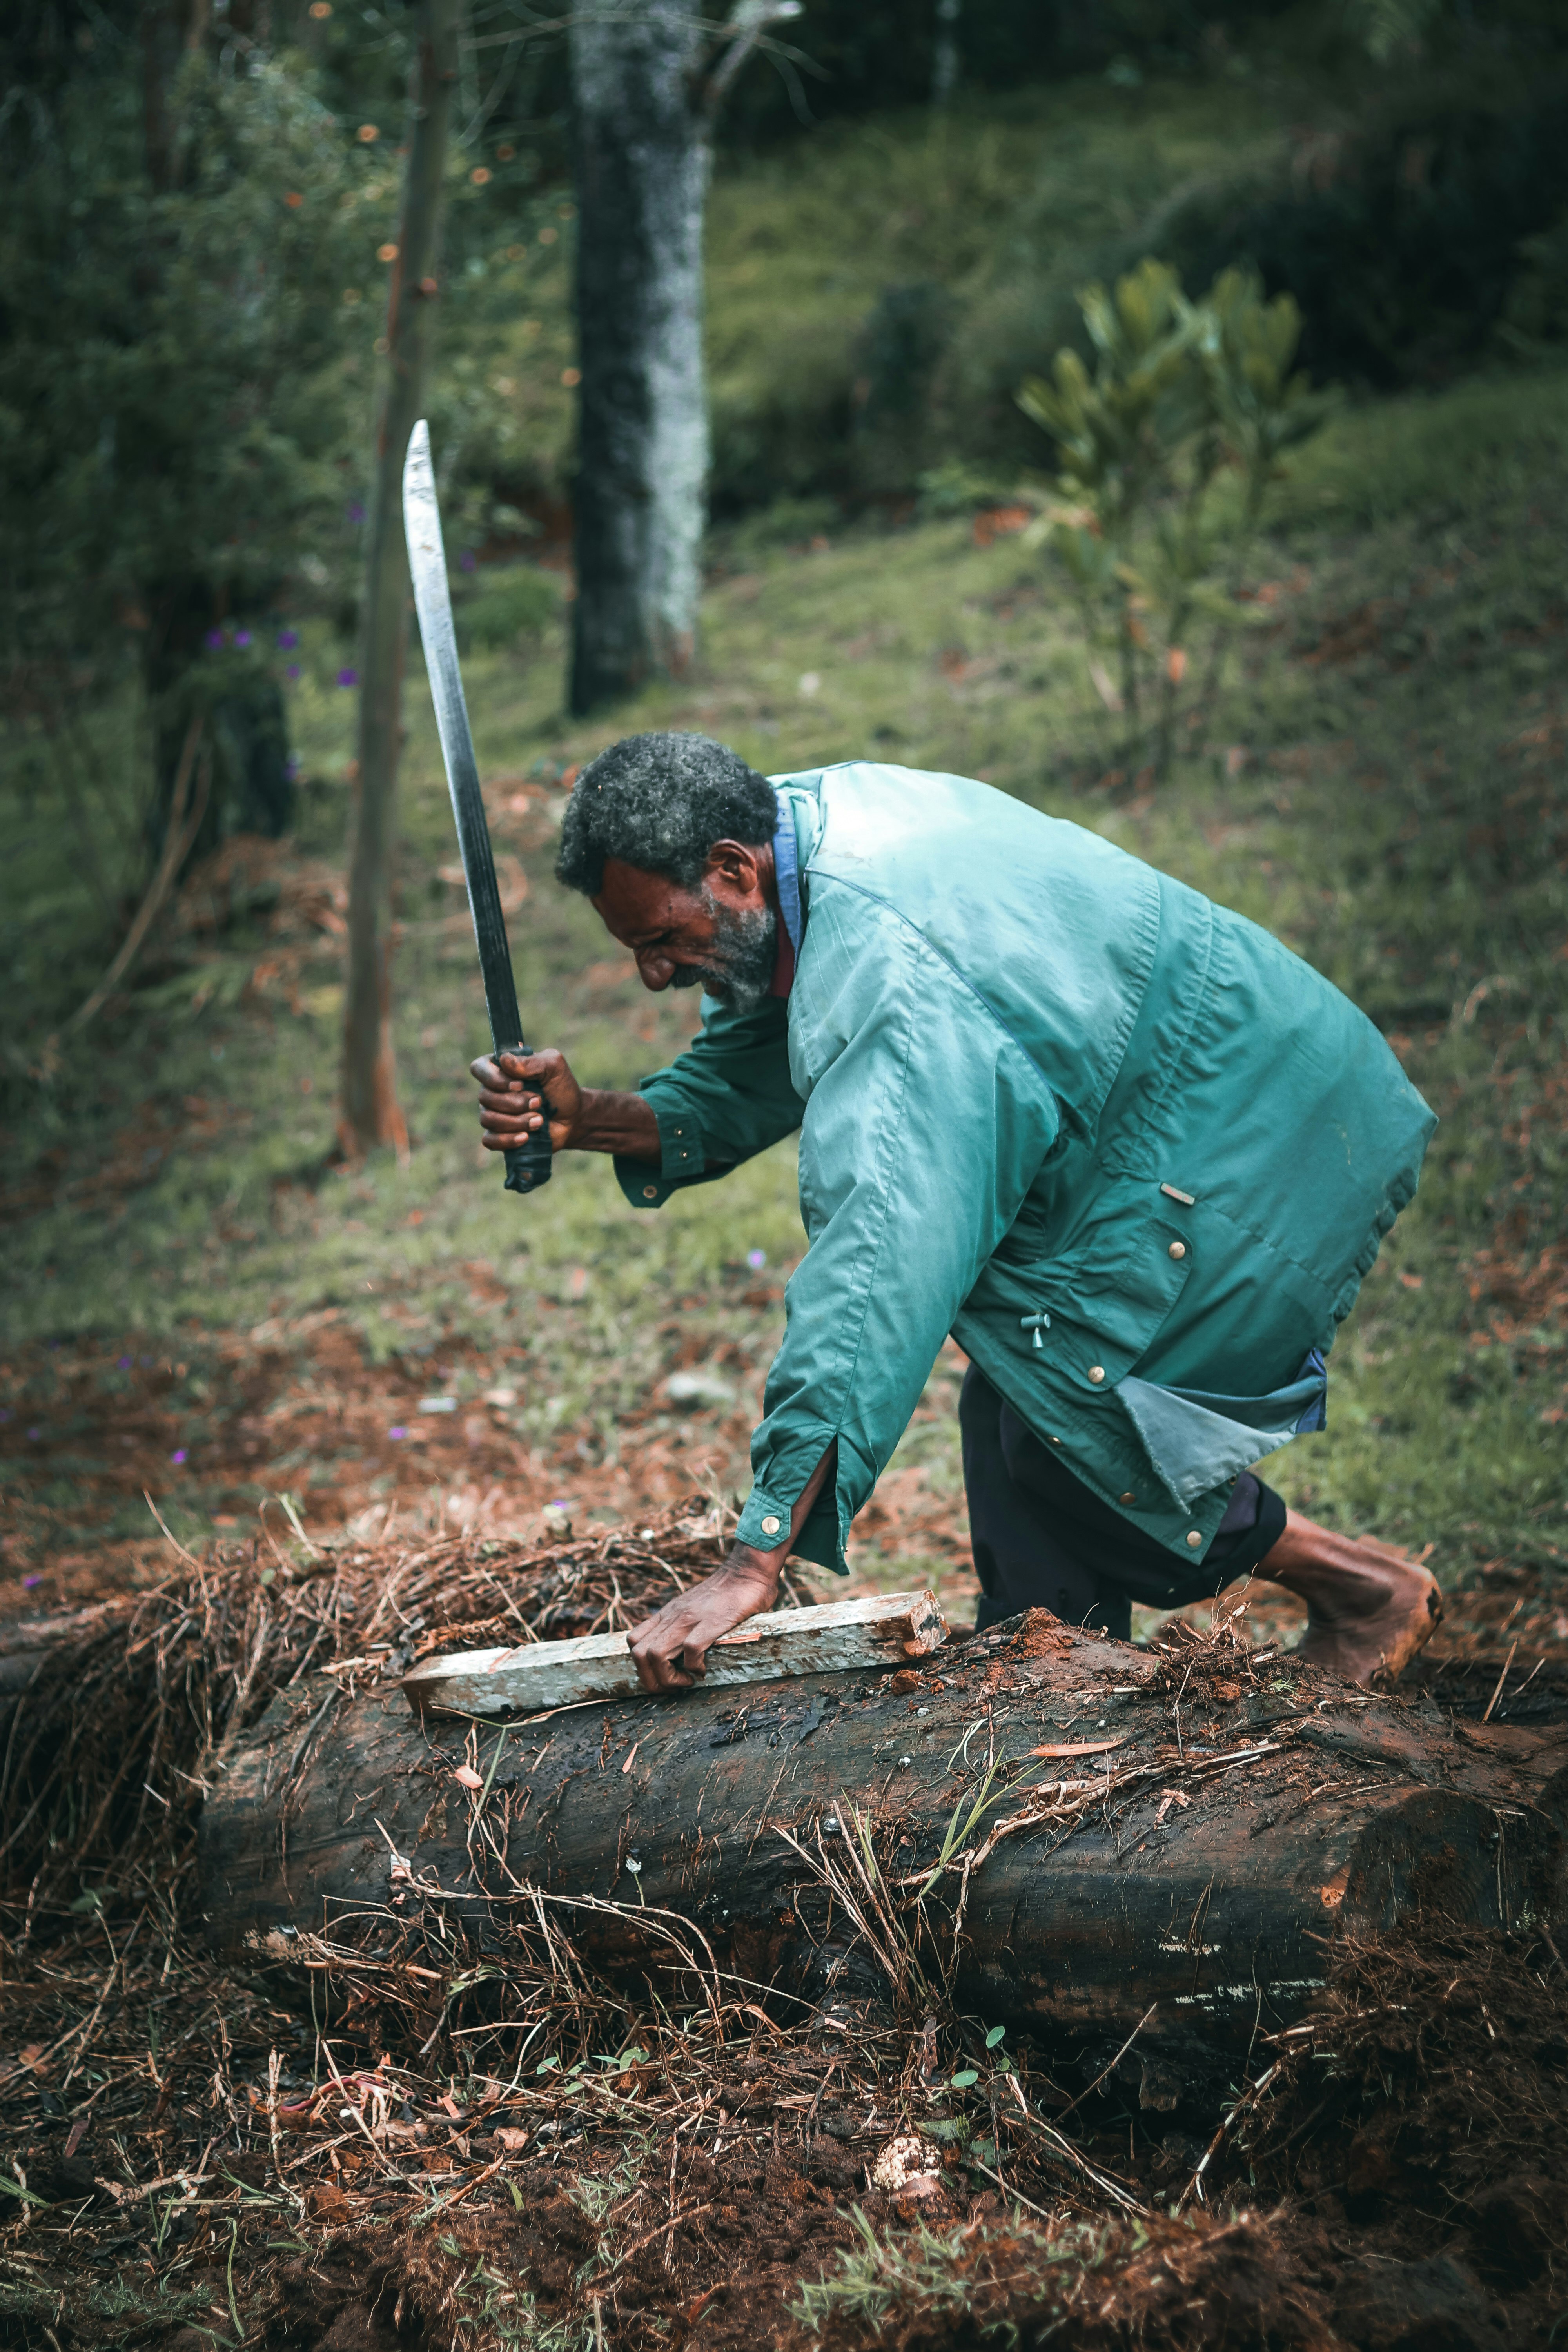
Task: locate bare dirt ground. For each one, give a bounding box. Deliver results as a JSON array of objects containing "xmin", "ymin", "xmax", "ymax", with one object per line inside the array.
[{"xmin": 5, "ymin": 1302, "xmax": 1560, "ymax": 1681}]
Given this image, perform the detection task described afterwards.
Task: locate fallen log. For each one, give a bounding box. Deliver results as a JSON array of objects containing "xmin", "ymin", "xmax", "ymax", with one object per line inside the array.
[
  {"xmin": 0, "ymin": 1599, "xmax": 132, "ymax": 1749},
  {"xmin": 199, "ymin": 1612, "xmax": 1568, "ymax": 2111}
]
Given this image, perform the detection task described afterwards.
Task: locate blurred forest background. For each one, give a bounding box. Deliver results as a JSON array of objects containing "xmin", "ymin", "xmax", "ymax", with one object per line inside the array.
[{"xmin": 2, "ymin": 0, "xmax": 1566, "ymax": 1649}]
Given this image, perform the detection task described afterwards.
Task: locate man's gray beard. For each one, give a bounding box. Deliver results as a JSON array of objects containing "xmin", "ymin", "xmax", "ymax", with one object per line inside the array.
[{"xmin": 669, "ymin": 896, "xmax": 777, "ymax": 1011}]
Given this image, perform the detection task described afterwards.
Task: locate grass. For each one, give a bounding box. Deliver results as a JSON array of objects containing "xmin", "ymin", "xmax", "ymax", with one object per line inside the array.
[
  {"xmin": 702, "ymin": 74, "xmax": 1291, "ymax": 503},
  {"xmin": 2, "ymin": 88, "xmax": 1566, "ymax": 1611}
]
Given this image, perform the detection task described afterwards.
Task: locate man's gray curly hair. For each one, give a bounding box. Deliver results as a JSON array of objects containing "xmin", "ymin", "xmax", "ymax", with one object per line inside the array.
[{"xmin": 554, "ymin": 732, "xmax": 777, "ymax": 898}]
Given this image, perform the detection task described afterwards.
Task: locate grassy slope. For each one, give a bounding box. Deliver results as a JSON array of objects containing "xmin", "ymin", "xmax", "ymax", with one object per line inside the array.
[
  {"xmin": 702, "ymin": 76, "xmax": 1289, "ymax": 502},
  {"xmin": 398, "ymin": 73, "xmax": 1301, "ymax": 517},
  {"xmin": 1, "ymin": 88, "xmax": 1565, "ymax": 1613}
]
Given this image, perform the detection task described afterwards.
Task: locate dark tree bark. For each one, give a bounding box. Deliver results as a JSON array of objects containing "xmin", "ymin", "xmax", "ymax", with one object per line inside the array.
[
  {"xmin": 568, "ymin": 0, "xmax": 710, "ymax": 715},
  {"xmin": 200, "ymin": 1616, "xmax": 1568, "ymax": 2109},
  {"xmin": 338, "ymin": 0, "xmax": 458, "ymax": 1163}
]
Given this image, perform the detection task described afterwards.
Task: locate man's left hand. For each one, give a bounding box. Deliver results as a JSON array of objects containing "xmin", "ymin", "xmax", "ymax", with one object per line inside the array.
[{"xmin": 628, "ymin": 1550, "xmax": 781, "ymax": 1693}]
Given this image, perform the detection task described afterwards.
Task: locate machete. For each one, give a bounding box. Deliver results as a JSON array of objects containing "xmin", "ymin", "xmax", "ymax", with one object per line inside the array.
[{"xmin": 403, "ymin": 419, "xmax": 552, "ymax": 1196}]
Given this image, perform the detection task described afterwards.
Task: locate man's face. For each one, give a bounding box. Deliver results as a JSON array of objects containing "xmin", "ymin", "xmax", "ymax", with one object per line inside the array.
[{"xmin": 593, "ymin": 844, "xmax": 777, "ymax": 1010}]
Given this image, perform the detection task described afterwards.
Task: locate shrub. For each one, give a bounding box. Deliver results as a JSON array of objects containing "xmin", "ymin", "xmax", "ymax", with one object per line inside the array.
[{"xmin": 1016, "ymin": 259, "xmax": 1325, "ymax": 778}]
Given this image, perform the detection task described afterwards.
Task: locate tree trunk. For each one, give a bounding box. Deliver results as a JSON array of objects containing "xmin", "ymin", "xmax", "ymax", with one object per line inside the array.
[
  {"xmin": 338, "ymin": 0, "xmax": 458, "ymax": 1163},
  {"xmin": 932, "ymin": 0, "xmax": 961, "ymax": 107},
  {"xmin": 200, "ymin": 1615, "xmax": 1568, "ymax": 2111},
  {"xmin": 568, "ymin": 0, "xmax": 709, "ymax": 716}
]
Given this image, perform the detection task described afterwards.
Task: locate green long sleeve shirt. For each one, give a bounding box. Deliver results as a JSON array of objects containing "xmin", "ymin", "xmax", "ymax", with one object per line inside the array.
[{"xmin": 615, "ymin": 764, "xmax": 1435, "ymax": 1576}]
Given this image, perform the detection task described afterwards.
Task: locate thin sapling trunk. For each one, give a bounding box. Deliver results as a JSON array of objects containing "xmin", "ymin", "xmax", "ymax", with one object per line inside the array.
[{"xmin": 338, "ymin": 0, "xmax": 459, "ymax": 1163}]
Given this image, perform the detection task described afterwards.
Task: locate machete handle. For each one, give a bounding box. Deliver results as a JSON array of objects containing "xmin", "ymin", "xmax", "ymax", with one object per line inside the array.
[
  {"xmin": 503, "ymin": 1137, "xmax": 552, "ymax": 1195},
  {"xmin": 499, "ymin": 1040, "xmax": 553, "ymax": 1196}
]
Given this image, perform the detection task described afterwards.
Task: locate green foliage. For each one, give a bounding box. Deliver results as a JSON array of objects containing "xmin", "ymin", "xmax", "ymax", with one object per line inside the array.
[
  {"xmin": 1018, "ymin": 260, "xmax": 1325, "ymax": 775},
  {"xmin": 709, "ymin": 51, "xmax": 1568, "ymax": 514},
  {"xmin": 1498, "ymin": 211, "xmax": 1568, "ymax": 357},
  {"xmin": 0, "ymin": 18, "xmax": 575, "ymax": 931},
  {"xmin": 454, "ymin": 564, "xmax": 563, "ymax": 652},
  {"xmin": 1147, "ymin": 78, "xmax": 1568, "ymax": 392},
  {"xmin": 1192, "ymin": 265, "xmax": 1328, "ymax": 516},
  {"xmin": 705, "ymin": 80, "xmax": 1279, "ymax": 515},
  {"xmin": 1018, "ymin": 260, "xmax": 1208, "ymax": 546},
  {"xmin": 1350, "ymin": 0, "xmax": 1446, "ymax": 64},
  {"xmin": 0, "ymin": 50, "xmax": 372, "ymax": 679}
]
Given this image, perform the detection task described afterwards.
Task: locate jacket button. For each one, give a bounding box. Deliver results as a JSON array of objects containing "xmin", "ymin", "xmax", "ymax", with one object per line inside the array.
[
  {"xmin": 642, "ymin": 1185, "xmax": 659, "ymax": 1200},
  {"xmin": 1168, "ymin": 1240, "xmax": 1187, "ymax": 1260},
  {"xmin": 1087, "ymin": 1365, "xmax": 1105, "ymax": 1384},
  {"xmin": 1120, "ymin": 1491, "xmax": 1137, "ymax": 1504},
  {"xmin": 1186, "ymin": 1530, "xmax": 1203, "ymax": 1548},
  {"xmin": 760, "ymin": 1515, "xmax": 782, "ymax": 1537}
]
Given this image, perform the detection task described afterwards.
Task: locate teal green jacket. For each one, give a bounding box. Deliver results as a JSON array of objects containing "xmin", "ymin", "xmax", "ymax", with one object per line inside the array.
[{"xmin": 615, "ymin": 764, "xmax": 1434, "ymax": 1576}]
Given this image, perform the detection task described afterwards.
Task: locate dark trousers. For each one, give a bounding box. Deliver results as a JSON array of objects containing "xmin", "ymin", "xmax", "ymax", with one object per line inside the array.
[{"xmin": 959, "ymin": 1365, "xmax": 1288, "ymax": 1641}]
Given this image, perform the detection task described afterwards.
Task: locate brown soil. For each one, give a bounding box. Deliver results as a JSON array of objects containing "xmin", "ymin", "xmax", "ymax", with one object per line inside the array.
[
  {"xmin": 10, "ymin": 1927, "xmax": 1560, "ymax": 2352},
  {"xmin": 0, "ymin": 1320, "xmax": 978, "ymax": 1625}
]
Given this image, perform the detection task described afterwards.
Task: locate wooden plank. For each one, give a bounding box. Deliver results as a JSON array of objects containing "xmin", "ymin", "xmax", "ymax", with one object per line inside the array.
[{"xmin": 401, "ymin": 1589, "xmax": 947, "ymax": 1719}]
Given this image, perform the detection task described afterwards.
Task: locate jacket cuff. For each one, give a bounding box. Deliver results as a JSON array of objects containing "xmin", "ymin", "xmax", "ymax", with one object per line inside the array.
[
  {"xmin": 734, "ymin": 1483, "xmax": 850, "ymax": 1577},
  {"xmin": 734, "ymin": 1486, "xmax": 796, "ymax": 1552},
  {"xmin": 613, "ymin": 1097, "xmax": 705, "ymax": 1209}
]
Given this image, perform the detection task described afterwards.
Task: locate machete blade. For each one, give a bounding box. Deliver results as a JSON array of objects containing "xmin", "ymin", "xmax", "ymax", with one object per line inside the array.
[{"xmin": 403, "ymin": 419, "xmax": 551, "ymax": 1195}]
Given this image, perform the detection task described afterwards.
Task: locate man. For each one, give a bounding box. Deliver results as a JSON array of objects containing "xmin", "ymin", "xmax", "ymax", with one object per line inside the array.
[{"xmin": 473, "ymin": 733, "xmax": 1442, "ymax": 1695}]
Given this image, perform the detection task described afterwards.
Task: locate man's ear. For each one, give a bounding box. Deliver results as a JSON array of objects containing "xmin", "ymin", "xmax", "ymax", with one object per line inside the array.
[{"xmin": 703, "ymin": 838, "xmax": 767, "ymax": 903}]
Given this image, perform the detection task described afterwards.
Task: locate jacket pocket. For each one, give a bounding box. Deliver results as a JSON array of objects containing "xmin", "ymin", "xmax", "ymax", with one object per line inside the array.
[
  {"xmin": 1044, "ymin": 1210, "xmax": 1196, "ymax": 1388},
  {"xmin": 1117, "ymin": 1361, "xmax": 1328, "ymax": 1509}
]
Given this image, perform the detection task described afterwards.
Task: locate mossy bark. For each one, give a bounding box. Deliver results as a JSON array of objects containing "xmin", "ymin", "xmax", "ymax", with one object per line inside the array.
[{"xmin": 568, "ymin": 0, "xmax": 709, "ymax": 715}]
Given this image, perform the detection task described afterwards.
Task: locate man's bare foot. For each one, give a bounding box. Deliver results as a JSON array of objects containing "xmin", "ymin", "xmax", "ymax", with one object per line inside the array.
[{"xmin": 1255, "ymin": 1508, "xmax": 1443, "ymax": 1686}]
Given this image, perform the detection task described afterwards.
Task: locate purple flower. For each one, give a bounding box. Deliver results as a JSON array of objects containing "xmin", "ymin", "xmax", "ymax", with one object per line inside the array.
[
  {"xmin": 459, "ymin": 550, "xmax": 477, "ymax": 573},
  {"xmin": 171, "ymin": 1448, "xmax": 187, "ymax": 1465},
  {"xmin": 285, "ymin": 755, "xmax": 301, "ymax": 780},
  {"xmin": 388, "ymin": 1425, "xmax": 407, "ymax": 1440},
  {"xmin": 118, "ymin": 1356, "xmax": 132, "ymax": 1370},
  {"xmin": 337, "ymin": 666, "xmax": 358, "ymax": 688},
  {"xmin": 746, "ymin": 1248, "xmax": 766, "ymax": 1270},
  {"xmin": 27, "ymin": 1426, "xmax": 42, "ymax": 1441},
  {"xmin": 205, "ymin": 628, "xmax": 225, "ymax": 651},
  {"xmin": 278, "ymin": 628, "xmax": 299, "ymax": 650},
  {"xmin": 287, "ymin": 664, "xmax": 302, "ymax": 682},
  {"xmin": 347, "ymin": 500, "xmax": 366, "ymax": 524},
  {"xmin": 0, "ymin": 1408, "xmax": 9, "ymax": 1423},
  {"xmin": 23, "ymin": 1574, "xmax": 42, "ymax": 1590},
  {"xmin": 234, "ymin": 628, "xmax": 252, "ymax": 649}
]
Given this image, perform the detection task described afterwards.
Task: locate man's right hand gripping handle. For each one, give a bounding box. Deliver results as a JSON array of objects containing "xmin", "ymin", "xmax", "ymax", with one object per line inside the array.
[{"xmin": 471, "ymin": 1050, "xmax": 663, "ymax": 1164}]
